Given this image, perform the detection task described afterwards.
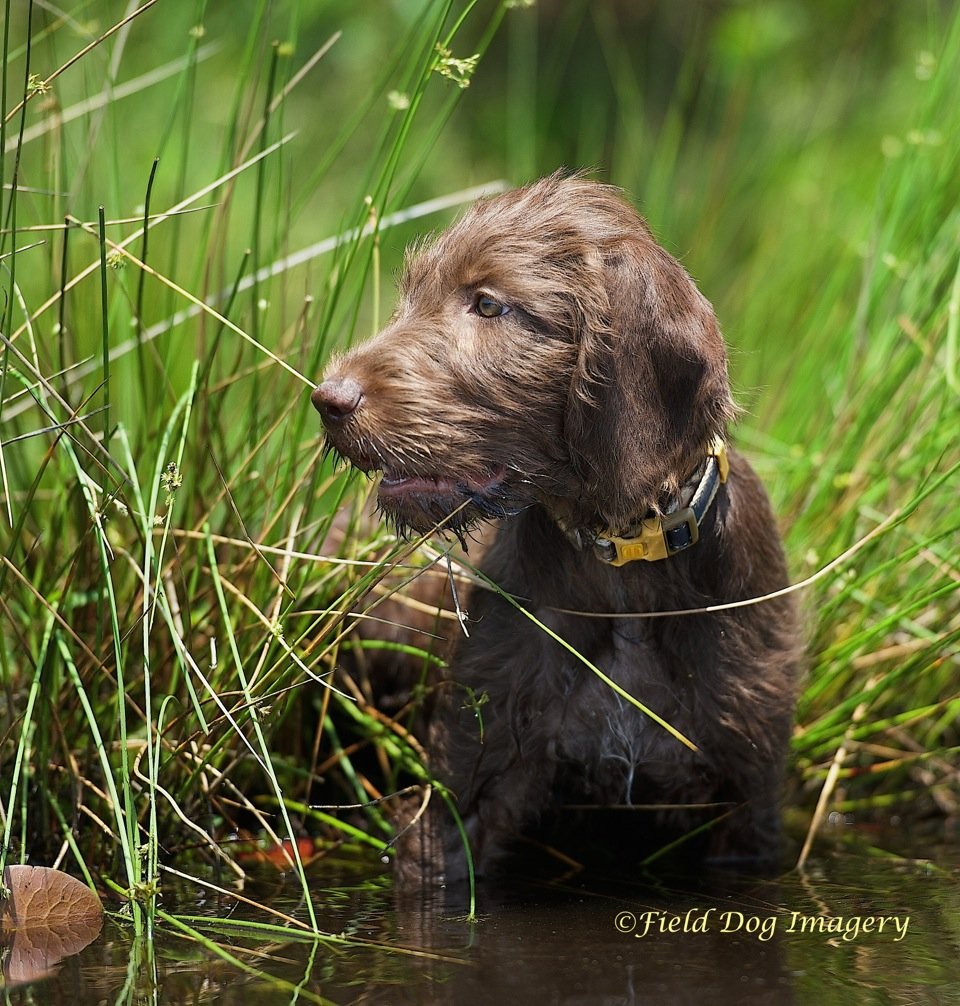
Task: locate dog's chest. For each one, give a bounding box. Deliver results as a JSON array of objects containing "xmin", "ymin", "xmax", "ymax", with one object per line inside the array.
[{"xmin": 532, "ymin": 622, "xmax": 704, "ymax": 801}]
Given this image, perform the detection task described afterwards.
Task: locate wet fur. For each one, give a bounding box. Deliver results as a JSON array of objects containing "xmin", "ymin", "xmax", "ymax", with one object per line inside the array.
[{"xmin": 315, "ymin": 173, "xmax": 801, "ymax": 884}]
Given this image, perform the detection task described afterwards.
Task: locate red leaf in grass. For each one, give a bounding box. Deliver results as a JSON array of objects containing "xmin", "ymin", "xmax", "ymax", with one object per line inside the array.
[{"xmin": 234, "ymin": 837, "xmax": 322, "ymax": 869}]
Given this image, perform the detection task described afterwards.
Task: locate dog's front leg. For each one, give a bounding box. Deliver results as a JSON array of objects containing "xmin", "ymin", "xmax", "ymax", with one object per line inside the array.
[{"xmin": 394, "ymin": 684, "xmax": 556, "ymax": 887}]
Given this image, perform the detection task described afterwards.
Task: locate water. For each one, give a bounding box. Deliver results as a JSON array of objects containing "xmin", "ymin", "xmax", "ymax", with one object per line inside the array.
[{"xmin": 3, "ymin": 828, "xmax": 957, "ymax": 1004}]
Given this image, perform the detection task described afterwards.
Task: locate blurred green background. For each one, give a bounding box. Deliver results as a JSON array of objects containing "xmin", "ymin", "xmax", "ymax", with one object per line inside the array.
[{"xmin": 1, "ymin": 0, "xmax": 957, "ymax": 892}]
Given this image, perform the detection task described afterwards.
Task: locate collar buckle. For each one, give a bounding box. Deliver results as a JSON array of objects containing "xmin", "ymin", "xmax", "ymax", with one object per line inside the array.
[
  {"xmin": 592, "ymin": 439, "xmax": 729, "ymax": 567},
  {"xmin": 597, "ymin": 509, "xmax": 699, "ymax": 567}
]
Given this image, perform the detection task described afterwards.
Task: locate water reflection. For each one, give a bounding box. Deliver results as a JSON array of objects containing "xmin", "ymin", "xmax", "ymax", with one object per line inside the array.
[{"xmin": 2, "ymin": 836, "xmax": 956, "ymax": 1005}]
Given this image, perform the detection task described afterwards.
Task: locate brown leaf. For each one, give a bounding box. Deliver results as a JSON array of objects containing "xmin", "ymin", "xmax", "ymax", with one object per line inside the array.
[
  {"xmin": 1, "ymin": 865, "xmax": 103, "ymax": 931},
  {"xmin": 0, "ymin": 867, "xmax": 104, "ymax": 987}
]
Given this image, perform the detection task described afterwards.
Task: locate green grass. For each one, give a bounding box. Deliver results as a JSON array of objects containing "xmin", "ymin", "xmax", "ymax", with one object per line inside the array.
[{"xmin": 0, "ymin": 0, "xmax": 957, "ymax": 940}]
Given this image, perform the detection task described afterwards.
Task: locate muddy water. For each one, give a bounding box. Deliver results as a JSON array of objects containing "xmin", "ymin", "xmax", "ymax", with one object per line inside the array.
[{"xmin": 3, "ymin": 830, "xmax": 958, "ymax": 1004}]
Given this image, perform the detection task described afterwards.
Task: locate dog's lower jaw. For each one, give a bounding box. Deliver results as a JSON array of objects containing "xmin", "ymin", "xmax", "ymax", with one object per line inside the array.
[{"xmin": 375, "ymin": 469, "xmax": 528, "ymax": 540}]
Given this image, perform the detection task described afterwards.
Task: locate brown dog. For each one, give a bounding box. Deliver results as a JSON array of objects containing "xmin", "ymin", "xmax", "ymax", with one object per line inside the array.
[{"xmin": 312, "ymin": 173, "xmax": 800, "ymax": 885}]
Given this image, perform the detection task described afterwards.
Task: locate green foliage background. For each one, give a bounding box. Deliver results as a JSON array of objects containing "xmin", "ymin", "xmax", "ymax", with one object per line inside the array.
[{"xmin": 0, "ymin": 0, "xmax": 957, "ymax": 921}]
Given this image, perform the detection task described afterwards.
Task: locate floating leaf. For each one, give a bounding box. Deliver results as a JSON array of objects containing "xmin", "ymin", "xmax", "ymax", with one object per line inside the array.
[
  {"xmin": 1, "ymin": 866, "xmax": 103, "ymax": 987},
  {"xmin": 1, "ymin": 865, "xmax": 103, "ymax": 931}
]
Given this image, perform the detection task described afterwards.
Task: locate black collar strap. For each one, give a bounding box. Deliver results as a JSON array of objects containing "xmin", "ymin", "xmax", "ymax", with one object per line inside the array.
[{"xmin": 591, "ymin": 438, "xmax": 729, "ymax": 566}]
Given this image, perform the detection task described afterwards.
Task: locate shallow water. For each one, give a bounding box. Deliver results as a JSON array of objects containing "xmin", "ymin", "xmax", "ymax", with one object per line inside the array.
[{"xmin": 3, "ymin": 828, "xmax": 958, "ymax": 1005}]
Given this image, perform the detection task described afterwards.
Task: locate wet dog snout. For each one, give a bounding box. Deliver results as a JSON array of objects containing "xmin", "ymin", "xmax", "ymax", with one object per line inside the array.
[{"xmin": 311, "ymin": 375, "xmax": 363, "ymax": 428}]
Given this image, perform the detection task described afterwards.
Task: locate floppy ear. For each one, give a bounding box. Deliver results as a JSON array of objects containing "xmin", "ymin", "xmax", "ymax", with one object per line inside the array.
[{"xmin": 564, "ymin": 232, "xmax": 736, "ymax": 531}]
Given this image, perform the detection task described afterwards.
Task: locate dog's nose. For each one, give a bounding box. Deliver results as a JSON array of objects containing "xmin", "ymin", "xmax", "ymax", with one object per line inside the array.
[{"xmin": 311, "ymin": 376, "xmax": 363, "ymax": 426}]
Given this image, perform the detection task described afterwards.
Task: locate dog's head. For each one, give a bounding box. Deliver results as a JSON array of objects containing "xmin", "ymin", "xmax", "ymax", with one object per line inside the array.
[{"xmin": 312, "ymin": 173, "xmax": 735, "ymax": 538}]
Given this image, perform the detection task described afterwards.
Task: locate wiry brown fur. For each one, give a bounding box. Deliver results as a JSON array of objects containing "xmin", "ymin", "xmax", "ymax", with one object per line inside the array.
[{"xmin": 312, "ymin": 173, "xmax": 800, "ymax": 885}]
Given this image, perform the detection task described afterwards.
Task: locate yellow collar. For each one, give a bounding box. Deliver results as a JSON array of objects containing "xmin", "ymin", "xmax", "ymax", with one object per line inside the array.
[{"xmin": 591, "ymin": 439, "xmax": 729, "ymax": 566}]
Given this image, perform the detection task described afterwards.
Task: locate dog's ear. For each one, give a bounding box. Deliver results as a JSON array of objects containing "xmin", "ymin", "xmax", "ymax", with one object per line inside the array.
[{"xmin": 564, "ymin": 231, "xmax": 736, "ymax": 530}]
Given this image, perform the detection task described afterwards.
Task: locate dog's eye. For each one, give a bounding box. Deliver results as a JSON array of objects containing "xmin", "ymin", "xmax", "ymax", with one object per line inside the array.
[{"xmin": 474, "ymin": 294, "xmax": 510, "ymax": 318}]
